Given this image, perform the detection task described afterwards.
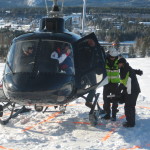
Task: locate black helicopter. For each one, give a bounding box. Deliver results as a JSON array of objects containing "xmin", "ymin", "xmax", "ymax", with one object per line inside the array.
[{"xmin": 0, "ymin": 0, "xmax": 107, "ymax": 125}]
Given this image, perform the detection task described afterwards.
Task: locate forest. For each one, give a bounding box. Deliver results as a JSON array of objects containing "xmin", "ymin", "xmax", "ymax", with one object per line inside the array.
[{"xmin": 0, "ymin": 7, "xmax": 150, "ymax": 58}]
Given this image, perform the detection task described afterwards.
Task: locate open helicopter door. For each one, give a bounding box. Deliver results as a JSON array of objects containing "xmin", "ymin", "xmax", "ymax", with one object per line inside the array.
[{"xmin": 74, "ymin": 32, "xmax": 108, "ymax": 96}]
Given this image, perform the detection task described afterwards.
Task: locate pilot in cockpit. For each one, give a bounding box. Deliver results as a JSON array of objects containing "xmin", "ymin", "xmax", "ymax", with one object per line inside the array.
[{"xmin": 22, "ymin": 43, "xmax": 34, "ymax": 57}]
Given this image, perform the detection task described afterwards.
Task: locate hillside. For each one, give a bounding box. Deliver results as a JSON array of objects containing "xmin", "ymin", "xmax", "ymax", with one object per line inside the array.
[{"xmin": 0, "ymin": 0, "xmax": 150, "ymax": 8}]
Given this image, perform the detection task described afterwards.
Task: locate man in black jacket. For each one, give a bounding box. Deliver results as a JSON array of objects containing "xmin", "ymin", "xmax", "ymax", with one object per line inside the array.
[{"xmin": 116, "ymin": 58, "xmax": 143, "ymax": 127}]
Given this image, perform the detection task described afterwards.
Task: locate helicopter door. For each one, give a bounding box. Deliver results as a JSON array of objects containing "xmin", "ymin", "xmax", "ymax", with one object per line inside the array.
[{"xmin": 74, "ymin": 33, "xmax": 107, "ymax": 95}]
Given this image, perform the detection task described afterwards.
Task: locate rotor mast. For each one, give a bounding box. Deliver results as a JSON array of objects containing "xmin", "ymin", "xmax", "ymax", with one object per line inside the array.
[
  {"xmin": 39, "ymin": 0, "xmax": 65, "ymax": 32},
  {"xmin": 49, "ymin": 0, "xmax": 62, "ymax": 17}
]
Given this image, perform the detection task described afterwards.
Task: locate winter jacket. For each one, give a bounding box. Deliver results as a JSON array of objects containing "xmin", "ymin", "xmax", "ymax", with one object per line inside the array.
[
  {"xmin": 105, "ymin": 57, "xmax": 120, "ymax": 83},
  {"xmin": 119, "ymin": 63, "xmax": 141, "ymax": 94},
  {"xmin": 60, "ymin": 56, "xmax": 73, "ymax": 75}
]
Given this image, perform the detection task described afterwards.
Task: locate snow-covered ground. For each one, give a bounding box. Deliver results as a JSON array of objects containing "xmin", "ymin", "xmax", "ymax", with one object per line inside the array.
[{"xmin": 0, "ymin": 58, "xmax": 150, "ymax": 150}]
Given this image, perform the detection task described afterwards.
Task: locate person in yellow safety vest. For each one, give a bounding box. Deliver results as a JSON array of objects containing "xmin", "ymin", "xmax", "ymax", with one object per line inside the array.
[{"xmin": 102, "ymin": 48, "xmax": 120, "ymax": 121}]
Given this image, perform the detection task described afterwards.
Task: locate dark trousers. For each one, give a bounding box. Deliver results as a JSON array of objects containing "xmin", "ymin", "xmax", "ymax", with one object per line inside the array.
[
  {"xmin": 86, "ymin": 72, "xmax": 97, "ymax": 102},
  {"xmin": 124, "ymin": 92, "xmax": 139, "ymax": 125},
  {"xmin": 103, "ymin": 83, "xmax": 118, "ymax": 117}
]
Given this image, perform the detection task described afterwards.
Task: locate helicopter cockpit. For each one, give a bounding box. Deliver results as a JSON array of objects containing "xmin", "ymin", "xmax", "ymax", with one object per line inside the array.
[{"xmin": 6, "ymin": 40, "xmax": 75, "ymax": 76}]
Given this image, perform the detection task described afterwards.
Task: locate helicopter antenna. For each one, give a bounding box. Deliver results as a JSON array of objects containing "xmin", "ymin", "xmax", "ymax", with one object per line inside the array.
[
  {"xmin": 82, "ymin": 0, "xmax": 87, "ymax": 36},
  {"xmin": 49, "ymin": 0, "xmax": 63, "ymax": 17},
  {"xmin": 52, "ymin": 0, "xmax": 59, "ymax": 11},
  {"xmin": 44, "ymin": 0, "xmax": 49, "ymax": 16},
  {"xmin": 61, "ymin": 0, "xmax": 64, "ymax": 12}
]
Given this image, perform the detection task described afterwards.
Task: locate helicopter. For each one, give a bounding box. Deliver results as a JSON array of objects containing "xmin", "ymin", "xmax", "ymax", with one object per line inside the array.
[{"xmin": 0, "ymin": 0, "xmax": 107, "ymax": 125}]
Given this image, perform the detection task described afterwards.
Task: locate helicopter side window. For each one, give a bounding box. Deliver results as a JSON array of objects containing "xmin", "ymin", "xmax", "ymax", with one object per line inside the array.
[
  {"xmin": 75, "ymin": 33, "xmax": 107, "ymax": 90},
  {"xmin": 5, "ymin": 44, "xmax": 15, "ymax": 74},
  {"xmin": 7, "ymin": 44, "xmax": 15, "ymax": 67},
  {"xmin": 77, "ymin": 39, "xmax": 96, "ymax": 72},
  {"xmin": 76, "ymin": 39, "xmax": 98, "ymax": 89}
]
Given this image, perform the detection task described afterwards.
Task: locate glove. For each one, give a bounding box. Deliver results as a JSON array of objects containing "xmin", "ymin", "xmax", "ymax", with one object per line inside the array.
[{"xmin": 135, "ymin": 69, "xmax": 143, "ymax": 76}]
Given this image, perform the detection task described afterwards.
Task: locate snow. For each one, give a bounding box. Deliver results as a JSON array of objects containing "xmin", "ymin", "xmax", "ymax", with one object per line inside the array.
[
  {"xmin": 26, "ymin": 0, "xmax": 40, "ymax": 6},
  {"xmin": 0, "ymin": 58, "xmax": 150, "ymax": 150},
  {"xmin": 139, "ymin": 22, "xmax": 150, "ymax": 26}
]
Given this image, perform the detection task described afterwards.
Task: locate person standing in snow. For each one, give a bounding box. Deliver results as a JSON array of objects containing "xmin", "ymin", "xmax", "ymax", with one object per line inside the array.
[
  {"xmin": 102, "ymin": 48, "xmax": 120, "ymax": 121},
  {"xmin": 85, "ymin": 39, "xmax": 97, "ymax": 108},
  {"xmin": 116, "ymin": 58, "xmax": 143, "ymax": 127}
]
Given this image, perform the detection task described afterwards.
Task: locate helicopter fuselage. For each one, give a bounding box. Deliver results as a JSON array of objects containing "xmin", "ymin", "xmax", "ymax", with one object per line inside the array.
[
  {"xmin": 2, "ymin": 16, "xmax": 107, "ymax": 107},
  {"xmin": 3, "ymin": 31, "xmax": 80, "ymax": 106}
]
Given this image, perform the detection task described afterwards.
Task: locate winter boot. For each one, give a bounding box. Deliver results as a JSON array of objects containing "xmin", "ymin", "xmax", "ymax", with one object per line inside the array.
[
  {"xmin": 101, "ymin": 114, "xmax": 110, "ymax": 120},
  {"xmin": 85, "ymin": 102, "xmax": 93, "ymax": 109},
  {"xmin": 123, "ymin": 122, "xmax": 135, "ymax": 128},
  {"xmin": 116, "ymin": 109, "xmax": 119, "ymax": 113},
  {"xmin": 111, "ymin": 113, "xmax": 116, "ymax": 121},
  {"xmin": 111, "ymin": 117, "xmax": 116, "ymax": 121},
  {"xmin": 0, "ymin": 105, "xmax": 3, "ymax": 117}
]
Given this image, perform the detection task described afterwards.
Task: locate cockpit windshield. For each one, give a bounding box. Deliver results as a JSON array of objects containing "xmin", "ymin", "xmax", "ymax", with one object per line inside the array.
[{"xmin": 6, "ymin": 40, "xmax": 75, "ymax": 75}]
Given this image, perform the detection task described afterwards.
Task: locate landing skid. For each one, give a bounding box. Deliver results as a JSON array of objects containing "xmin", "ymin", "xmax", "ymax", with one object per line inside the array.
[
  {"xmin": 0, "ymin": 102, "xmax": 31, "ymax": 125},
  {"xmin": 0, "ymin": 100, "xmax": 68, "ymax": 125},
  {"xmin": 43, "ymin": 104, "xmax": 68, "ymax": 114},
  {"xmin": 89, "ymin": 93, "xmax": 105, "ymax": 126},
  {"xmin": 82, "ymin": 93, "xmax": 105, "ymax": 126}
]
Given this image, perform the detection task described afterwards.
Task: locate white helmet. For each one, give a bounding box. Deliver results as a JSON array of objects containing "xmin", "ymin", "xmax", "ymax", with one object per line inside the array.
[
  {"xmin": 109, "ymin": 48, "xmax": 118, "ymax": 57},
  {"xmin": 22, "ymin": 42, "xmax": 33, "ymax": 52}
]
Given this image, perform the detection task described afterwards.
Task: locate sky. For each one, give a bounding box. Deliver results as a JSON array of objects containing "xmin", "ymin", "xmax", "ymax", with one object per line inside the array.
[{"xmin": 0, "ymin": 58, "xmax": 150, "ymax": 150}]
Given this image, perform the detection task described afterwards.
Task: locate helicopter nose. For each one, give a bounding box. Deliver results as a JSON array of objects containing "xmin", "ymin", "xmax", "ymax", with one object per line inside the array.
[{"xmin": 3, "ymin": 73, "xmax": 74, "ymax": 105}]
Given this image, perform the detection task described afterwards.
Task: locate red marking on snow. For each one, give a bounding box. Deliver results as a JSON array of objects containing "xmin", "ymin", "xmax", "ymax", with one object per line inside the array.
[
  {"xmin": 47, "ymin": 121, "xmax": 63, "ymax": 123},
  {"xmin": 98, "ymin": 103, "xmax": 103, "ymax": 106},
  {"xmin": 0, "ymin": 83, "xmax": 2, "ymax": 88},
  {"xmin": 120, "ymin": 145, "xmax": 141, "ymax": 150},
  {"xmin": 101, "ymin": 115, "xmax": 125, "ymax": 142},
  {"xmin": 22, "ymin": 112, "xmax": 62, "ymax": 132},
  {"xmin": 119, "ymin": 115, "xmax": 126, "ymax": 119},
  {"xmin": 0, "ymin": 145, "xmax": 16, "ymax": 150},
  {"xmin": 73, "ymin": 122, "xmax": 104, "ymax": 126},
  {"xmin": 47, "ymin": 121, "xmax": 104, "ymax": 126},
  {"xmin": 101, "ymin": 128, "xmax": 116, "ymax": 141},
  {"xmin": 138, "ymin": 106, "xmax": 150, "ymax": 109},
  {"xmin": 47, "ymin": 121, "xmax": 92, "ymax": 125},
  {"xmin": 73, "ymin": 122, "xmax": 91, "ymax": 125},
  {"xmin": 130, "ymin": 146, "xmax": 141, "ymax": 149},
  {"xmin": 3, "ymin": 113, "xmax": 10, "ymax": 116},
  {"xmin": 68, "ymin": 103, "xmax": 83, "ymax": 106},
  {"xmin": 121, "ymin": 144, "xmax": 150, "ymax": 150}
]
